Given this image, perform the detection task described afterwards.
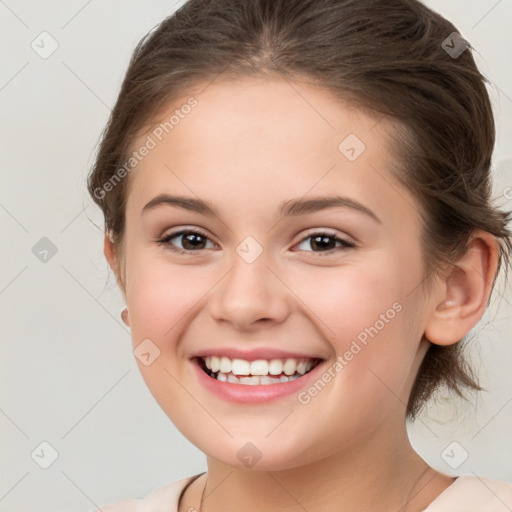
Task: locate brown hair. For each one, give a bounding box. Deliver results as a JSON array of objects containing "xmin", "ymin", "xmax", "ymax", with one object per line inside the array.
[{"xmin": 87, "ymin": 0, "xmax": 512, "ymax": 418}]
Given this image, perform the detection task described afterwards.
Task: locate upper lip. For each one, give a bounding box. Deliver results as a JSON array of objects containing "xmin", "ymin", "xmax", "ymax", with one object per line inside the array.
[{"xmin": 191, "ymin": 347, "xmax": 325, "ymax": 361}]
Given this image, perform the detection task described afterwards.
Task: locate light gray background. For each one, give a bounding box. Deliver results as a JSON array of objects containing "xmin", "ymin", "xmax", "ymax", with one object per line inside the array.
[{"xmin": 0, "ymin": 1, "xmax": 511, "ymax": 511}]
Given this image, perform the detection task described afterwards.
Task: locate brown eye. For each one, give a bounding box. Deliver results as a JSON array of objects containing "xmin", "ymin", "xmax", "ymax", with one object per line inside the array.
[
  {"xmin": 159, "ymin": 229, "xmax": 216, "ymax": 253},
  {"xmin": 295, "ymin": 232, "xmax": 355, "ymax": 254}
]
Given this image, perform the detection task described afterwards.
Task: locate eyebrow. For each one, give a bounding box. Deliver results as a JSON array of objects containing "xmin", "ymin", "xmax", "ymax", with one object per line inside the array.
[{"xmin": 142, "ymin": 194, "xmax": 381, "ymax": 224}]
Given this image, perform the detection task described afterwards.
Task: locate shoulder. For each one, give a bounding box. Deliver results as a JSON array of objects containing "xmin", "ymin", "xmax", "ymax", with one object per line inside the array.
[
  {"xmin": 90, "ymin": 473, "xmax": 203, "ymax": 512},
  {"xmin": 424, "ymin": 475, "xmax": 512, "ymax": 511}
]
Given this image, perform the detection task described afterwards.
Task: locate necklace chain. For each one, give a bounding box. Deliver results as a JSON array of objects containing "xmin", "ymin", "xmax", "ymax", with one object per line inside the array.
[
  {"xmin": 192, "ymin": 466, "xmax": 430, "ymax": 512},
  {"xmin": 197, "ymin": 473, "xmax": 207, "ymax": 512},
  {"xmin": 402, "ymin": 466, "xmax": 431, "ymax": 511}
]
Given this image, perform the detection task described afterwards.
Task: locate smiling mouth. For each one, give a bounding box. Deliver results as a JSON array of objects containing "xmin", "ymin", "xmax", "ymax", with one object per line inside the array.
[{"xmin": 197, "ymin": 356, "xmax": 323, "ymax": 385}]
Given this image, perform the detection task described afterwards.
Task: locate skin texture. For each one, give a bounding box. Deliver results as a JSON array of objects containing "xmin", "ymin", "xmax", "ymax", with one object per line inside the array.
[{"xmin": 104, "ymin": 76, "xmax": 498, "ymax": 511}]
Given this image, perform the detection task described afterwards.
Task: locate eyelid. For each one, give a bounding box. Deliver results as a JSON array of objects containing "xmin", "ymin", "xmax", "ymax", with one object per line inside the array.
[
  {"xmin": 159, "ymin": 226, "xmax": 212, "ymax": 240},
  {"xmin": 297, "ymin": 227, "xmax": 355, "ymax": 245}
]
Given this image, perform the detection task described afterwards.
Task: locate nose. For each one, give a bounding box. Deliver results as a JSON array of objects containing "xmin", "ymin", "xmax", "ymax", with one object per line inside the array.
[{"xmin": 208, "ymin": 252, "xmax": 291, "ymax": 331}]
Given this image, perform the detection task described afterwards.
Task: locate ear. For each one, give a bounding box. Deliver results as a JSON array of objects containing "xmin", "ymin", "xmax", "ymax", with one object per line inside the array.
[
  {"xmin": 104, "ymin": 232, "xmax": 127, "ymax": 300},
  {"xmin": 424, "ymin": 230, "xmax": 499, "ymax": 346}
]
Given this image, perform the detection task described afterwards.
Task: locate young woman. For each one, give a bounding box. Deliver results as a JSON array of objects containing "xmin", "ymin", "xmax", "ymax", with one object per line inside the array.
[{"xmin": 88, "ymin": 0, "xmax": 512, "ymax": 510}]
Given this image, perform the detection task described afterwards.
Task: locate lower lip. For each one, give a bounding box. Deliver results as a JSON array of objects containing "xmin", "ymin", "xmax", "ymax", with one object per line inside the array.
[{"xmin": 191, "ymin": 358, "xmax": 326, "ymax": 404}]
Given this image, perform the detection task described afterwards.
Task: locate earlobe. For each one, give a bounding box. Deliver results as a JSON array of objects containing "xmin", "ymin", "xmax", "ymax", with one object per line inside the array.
[
  {"xmin": 424, "ymin": 231, "xmax": 499, "ymax": 346},
  {"xmin": 120, "ymin": 307, "xmax": 130, "ymax": 326}
]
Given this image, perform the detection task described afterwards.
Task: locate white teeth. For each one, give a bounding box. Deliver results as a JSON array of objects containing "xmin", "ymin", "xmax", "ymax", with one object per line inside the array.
[
  {"xmin": 200, "ymin": 355, "xmax": 319, "ymax": 384},
  {"xmin": 283, "ymin": 358, "xmax": 297, "ymax": 375},
  {"xmin": 210, "ymin": 372, "xmax": 300, "ymax": 385},
  {"xmin": 259, "ymin": 375, "xmax": 281, "ymax": 385},
  {"xmin": 296, "ymin": 360, "xmax": 307, "ymax": 374},
  {"xmin": 268, "ymin": 359, "xmax": 283, "ymax": 375},
  {"xmin": 238, "ymin": 376, "xmax": 261, "ymax": 385},
  {"xmin": 250, "ymin": 359, "xmax": 269, "ymax": 376},
  {"xmin": 227, "ymin": 374, "xmax": 239, "ymax": 384},
  {"xmin": 219, "ymin": 357, "xmax": 231, "ymax": 373},
  {"xmin": 231, "ymin": 358, "xmax": 250, "ymax": 375},
  {"xmin": 210, "ymin": 356, "xmax": 220, "ymax": 373}
]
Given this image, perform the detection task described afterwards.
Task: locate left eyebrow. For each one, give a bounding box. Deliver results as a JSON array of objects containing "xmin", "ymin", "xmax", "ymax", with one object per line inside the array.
[
  {"xmin": 141, "ymin": 193, "xmax": 381, "ymax": 224},
  {"xmin": 280, "ymin": 196, "xmax": 382, "ymax": 224}
]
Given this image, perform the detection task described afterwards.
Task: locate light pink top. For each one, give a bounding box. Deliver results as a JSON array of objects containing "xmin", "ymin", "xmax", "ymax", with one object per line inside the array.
[{"xmin": 94, "ymin": 473, "xmax": 512, "ymax": 511}]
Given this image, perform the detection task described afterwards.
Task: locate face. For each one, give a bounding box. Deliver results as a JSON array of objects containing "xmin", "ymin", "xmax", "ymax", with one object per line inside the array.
[{"xmin": 117, "ymin": 76, "xmax": 434, "ymax": 471}]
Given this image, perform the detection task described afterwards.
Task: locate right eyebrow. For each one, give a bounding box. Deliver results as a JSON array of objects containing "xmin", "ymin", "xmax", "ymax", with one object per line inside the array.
[{"xmin": 142, "ymin": 194, "xmax": 220, "ymax": 217}]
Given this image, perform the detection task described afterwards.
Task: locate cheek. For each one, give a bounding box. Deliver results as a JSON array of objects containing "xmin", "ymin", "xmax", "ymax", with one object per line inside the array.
[
  {"xmin": 122, "ymin": 249, "xmax": 210, "ymax": 425},
  {"xmin": 295, "ymin": 260, "xmax": 406, "ymax": 342},
  {"xmin": 291, "ymin": 253, "xmax": 423, "ymax": 396},
  {"xmin": 124, "ymin": 247, "xmax": 209, "ymax": 349}
]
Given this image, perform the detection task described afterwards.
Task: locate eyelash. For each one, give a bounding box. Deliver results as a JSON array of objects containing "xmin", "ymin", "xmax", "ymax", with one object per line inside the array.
[{"xmin": 157, "ymin": 228, "xmax": 356, "ymax": 256}]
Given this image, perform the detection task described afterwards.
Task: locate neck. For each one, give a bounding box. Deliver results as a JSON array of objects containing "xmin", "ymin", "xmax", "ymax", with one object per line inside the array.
[{"xmin": 192, "ymin": 422, "xmax": 451, "ymax": 512}]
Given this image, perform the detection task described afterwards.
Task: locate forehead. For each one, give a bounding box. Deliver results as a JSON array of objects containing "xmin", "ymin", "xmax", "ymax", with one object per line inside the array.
[
  {"xmin": 141, "ymin": 76, "xmax": 386, "ymax": 149},
  {"xmin": 125, "ymin": 76, "xmax": 416, "ymax": 226}
]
